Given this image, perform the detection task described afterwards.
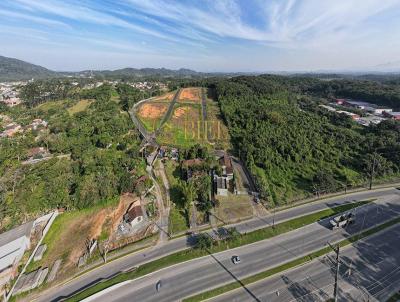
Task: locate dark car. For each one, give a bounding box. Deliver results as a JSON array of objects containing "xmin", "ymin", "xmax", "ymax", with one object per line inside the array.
[{"xmin": 232, "ymin": 255, "xmax": 241, "ymax": 264}]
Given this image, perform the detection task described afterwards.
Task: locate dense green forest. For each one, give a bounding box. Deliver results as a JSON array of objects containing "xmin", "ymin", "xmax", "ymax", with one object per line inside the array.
[
  {"xmin": 0, "ymin": 84, "xmax": 147, "ymax": 230},
  {"xmin": 212, "ymin": 75, "xmax": 400, "ymax": 204}
]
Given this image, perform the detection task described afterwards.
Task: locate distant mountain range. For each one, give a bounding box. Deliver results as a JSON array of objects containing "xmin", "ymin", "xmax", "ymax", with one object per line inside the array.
[
  {"xmin": 64, "ymin": 67, "xmax": 211, "ymax": 78},
  {"xmin": 1, "ymin": 54, "xmax": 400, "ymax": 82},
  {"xmin": 0, "ymin": 55, "xmax": 233, "ymax": 81}
]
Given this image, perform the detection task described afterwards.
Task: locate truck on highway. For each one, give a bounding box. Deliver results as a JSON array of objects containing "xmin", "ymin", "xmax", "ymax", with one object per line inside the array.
[{"xmin": 330, "ymin": 212, "xmax": 354, "ymax": 229}]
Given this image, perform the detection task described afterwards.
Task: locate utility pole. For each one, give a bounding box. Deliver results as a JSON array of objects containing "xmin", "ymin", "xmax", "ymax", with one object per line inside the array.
[{"xmin": 327, "ymin": 242, "xmax": 340, "ymax": 302}]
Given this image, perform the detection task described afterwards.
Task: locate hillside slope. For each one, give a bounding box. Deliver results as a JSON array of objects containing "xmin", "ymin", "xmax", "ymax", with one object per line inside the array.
[{"xmin": 0, "ymin": 55, "xmax": 57, "ymax": 81}]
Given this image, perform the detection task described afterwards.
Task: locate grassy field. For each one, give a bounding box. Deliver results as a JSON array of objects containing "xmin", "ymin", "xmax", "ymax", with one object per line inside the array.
[
  {"xmin": 215, "ymin": 194, "xmax": 253, "ymax": 223},
  {"xmin": 64, "ymin": 200, "xmax": 373, "ymax": 302},
  {"xmin": 206, "ymin": 101, "xmax": 230, "ymax": 149},
  {"xmin": 67, "ymin": 99, "xmax": 93, "ymax": 115},
  {"xmin": 169, "ymin": 206, "xmax": 188, "ymax": 234},
  {"xmin": 158, "ymin": 104, "xmax": 205, "ymax": 147}
]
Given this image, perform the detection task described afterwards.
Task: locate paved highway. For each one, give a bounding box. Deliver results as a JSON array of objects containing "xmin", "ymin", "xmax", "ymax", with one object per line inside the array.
[
  {"xmin": 33, "ymin": 188, "xmax": 400, "ymax": 302},
  {"xmin": 210, "ymin": 223, "xmax": 400, "ymax": 302},
  {"xmin": 85, "ymin": 194, "xmax": 400, "ymax": 302}
]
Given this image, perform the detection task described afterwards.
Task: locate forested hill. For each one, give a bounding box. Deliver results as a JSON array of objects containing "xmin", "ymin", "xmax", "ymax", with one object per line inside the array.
[
  {"xmin": 213, "ymin": 76, "xmax": 400, "ymax": 205},
  {"xmin": 225, "ymin": 74, "xmax": 400, "ymax": 109},
  {"xmin": 0, "ymin": 55, "xmax": 57, "ymax": 81}
]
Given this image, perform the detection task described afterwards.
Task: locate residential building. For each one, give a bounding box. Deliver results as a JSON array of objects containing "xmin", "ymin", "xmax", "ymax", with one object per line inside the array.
[
  {"xmin": 343, "ymin": 100, "xmax": 372, "ymax": 110},
  {"xmin": 0, "ymin": 222, "xmax": 33, "ymax": 288},
  {"xmin": 219, "ymin": 154, "xmax": 234, "ymax": 179},
  {"xmin": 214, "ymin": 153, "xmax": 234, "ymax": 196},
  {"xmin": 372, "ymin": 108, "xmax": 392, "ymax": 115},
  {"xmin": 383, "ymin": 111, "xmax": 400, "ymax": 120},
  {"xmin": 356, "ymin": 116, "xmax": 386, "ymax": 126},
  {"xmin": 214, "ymin": 176, "xmax": 228, "ymax": 196},
  {"xmin": 123, "ymin": 205, "xmax": 144, "ymax": 227}
]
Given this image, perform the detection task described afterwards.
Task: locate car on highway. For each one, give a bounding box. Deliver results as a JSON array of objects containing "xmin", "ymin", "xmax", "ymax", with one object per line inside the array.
[
  {"xmin": 330, "ymin": 212, "xmax": 355, "ymax": 229},
  {"xmin": 232, "ymin": 255, "xmax": 241, "ymax": 264}
]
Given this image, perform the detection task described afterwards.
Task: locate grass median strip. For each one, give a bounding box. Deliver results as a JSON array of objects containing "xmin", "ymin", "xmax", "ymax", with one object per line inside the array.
[
  {"xmin": 183, "ymin": 216, "xmax": 400, "ymax": 302},
  {"xmin": 65, "ymin": 200, "xmax": 371, "ymax": 302}
]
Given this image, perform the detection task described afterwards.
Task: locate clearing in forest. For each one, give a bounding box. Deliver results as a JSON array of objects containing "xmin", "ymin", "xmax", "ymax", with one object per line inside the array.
[
  {"xmin": 68, "ymin": 99, "xmax": 93, "ymax": 115},
  {"xmin": 178, "ymin": 87, "xmax": 202, "ymax": 103},
  {"xmin": 158, "ymin": 104, "xmax": 205, "ymax": 147},
  {"xmin": 137, "ymin": 102, "xmax": 169, "ymax": 131}
]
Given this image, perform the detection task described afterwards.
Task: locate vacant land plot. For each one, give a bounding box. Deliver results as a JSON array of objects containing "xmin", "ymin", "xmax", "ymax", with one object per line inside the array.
[
  {"xmin": 206, "ymin": 101, "xmax": 230, "ymax": 149},
  {"xmin": 26, "ymin": 195, "xmax": 137, "ymax": 279},
  {"xmin": 158, "ymin": 104, "xmax": 205, "ymax": 147},
  {"xmin": 153, "ymin": 91, "xmax": 176, "ymax": 102},
  {"xmin": 178, "ymin": 87, "xmax": 202, "ymax": 103},
  {"xmin": 215, "ymin": 194, "xmax": 253, "ymax": 224},
  {"xmin": 164, "ymin": 161, "xmax": 189, "ymax": 234},
  {"xmin": 137, "ymin": 102, "xmax": 169, "ymax": 132},
  {"xmin": 67, "ymin": 99, "xmax": 93, "ymax": 115}
]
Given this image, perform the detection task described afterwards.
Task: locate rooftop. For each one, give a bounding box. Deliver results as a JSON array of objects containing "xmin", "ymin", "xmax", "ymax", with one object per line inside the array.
[
  {"xmin": 0, "ymin": 221, "xmax": 33, "ymax": 248},
  {"xmin": 124, "ymin": 205, "xmax": 143, "ymax": 223}
]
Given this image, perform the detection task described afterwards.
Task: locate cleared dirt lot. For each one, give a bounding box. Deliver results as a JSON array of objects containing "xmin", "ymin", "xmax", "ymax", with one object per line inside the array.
[
  {"xmin": 178, "ymin": 87, "xmax": 202, "ymax": 103},
  {"xmin": 215, "ymin": 194, "xmax": 253, "ymax": 224},
  {"xmin": 137, "ymin": 102, "xmax": 170, "ymax": 131},
  {"xmin": 138, "ymin": 103, "xmax": 168, "ymax": 119},
  {"xmin": 27, "ymin": 194, "xmax": 138, "ymax": 278}
]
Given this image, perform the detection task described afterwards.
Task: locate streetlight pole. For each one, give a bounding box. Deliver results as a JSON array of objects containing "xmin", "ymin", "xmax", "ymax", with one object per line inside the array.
[{"xmin": 327, "ymin": 242, "xmax": 340, "ymax": 302}]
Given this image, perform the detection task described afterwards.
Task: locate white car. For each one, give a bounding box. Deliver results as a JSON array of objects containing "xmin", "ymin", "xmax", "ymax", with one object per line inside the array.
[{"xmin": 232, "ymin": 255, "xmax": 241, "ymax": 264}]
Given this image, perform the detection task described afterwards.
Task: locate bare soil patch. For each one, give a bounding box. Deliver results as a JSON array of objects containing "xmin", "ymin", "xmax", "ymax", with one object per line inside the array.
[
  {"xmin": 179, "ymin": 88, "xmax": 202, "ymax": 103},
  {"xmin": 138, "ymin": 103, "xmax": 167, "ymax": 119},
  {"xmin": 173, "ymin": 107, "xmax": 189, "ymax": 118}
]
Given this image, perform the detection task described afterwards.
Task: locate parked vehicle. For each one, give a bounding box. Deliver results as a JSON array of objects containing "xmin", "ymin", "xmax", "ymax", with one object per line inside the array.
[
  {"xmin": 232, "ymin": 255, "xmax": 241, "ymax": 264},
  {"xmin": 330, "ymin": 212, "xmax": 355, "ymax": 229}
]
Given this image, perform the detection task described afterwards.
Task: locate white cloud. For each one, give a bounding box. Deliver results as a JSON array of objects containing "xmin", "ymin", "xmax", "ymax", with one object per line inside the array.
[{"xmin": 0, "ymin": 8, "xmax": 70, "ymax": 28}]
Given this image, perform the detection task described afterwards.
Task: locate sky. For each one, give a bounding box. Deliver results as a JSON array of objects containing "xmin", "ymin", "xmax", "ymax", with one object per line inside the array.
[{"xmin": 0, "ymin": 0, "xmax": 400, "ymax": 72}]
